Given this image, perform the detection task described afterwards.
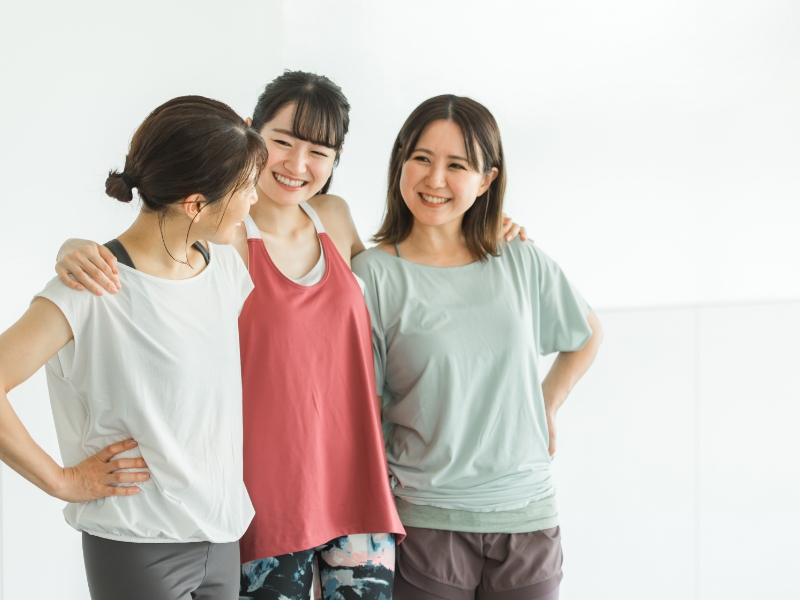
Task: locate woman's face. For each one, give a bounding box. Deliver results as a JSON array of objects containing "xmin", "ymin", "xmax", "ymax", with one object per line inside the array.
[
  {"xmin": 399, "ymin": 119, "xmax": 496, "ymax": 229},
  {"xmin": 254, "ymin": 103, "xmax": 338, "ymax": 206},
  {"xmin": 205, "ymin": 171, "xmax": 259, "ymax": 245}
]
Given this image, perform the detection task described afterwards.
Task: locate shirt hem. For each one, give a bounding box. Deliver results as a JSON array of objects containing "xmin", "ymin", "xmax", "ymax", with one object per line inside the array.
[
  {"xmin": 241, "ymin": 520, "xmax": 407, "ymax": 563},
  {"xmin": 395, "ymin": 495, "xmax": 558, "ymax": 534},
  {"xmin": 79, "ymin": 528, "xmax": 246, "ymax": 544}
]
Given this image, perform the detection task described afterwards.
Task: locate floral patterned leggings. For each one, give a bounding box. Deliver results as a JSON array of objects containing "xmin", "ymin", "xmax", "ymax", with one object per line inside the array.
[{"xmin": 239, "ymin": 533, "xmax": 395, "ymax": 600}]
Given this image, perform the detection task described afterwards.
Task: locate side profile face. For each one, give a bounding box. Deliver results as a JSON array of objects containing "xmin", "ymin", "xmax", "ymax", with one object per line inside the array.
[
  {"xmin": 254, "ymin": 103, "xmax": 338, "ymax": 206},
  {"xmin": 400, "ymin": 119, "xmax": 496, "ymax": 229},
  {"xmin": 203, "ymin": 170, "xmax": 259, "ymax": 245}
]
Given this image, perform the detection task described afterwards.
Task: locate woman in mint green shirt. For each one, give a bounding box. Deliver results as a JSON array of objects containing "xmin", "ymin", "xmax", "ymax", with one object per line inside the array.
[{"xmin": 352, "ymin": 95, "xmax": 603, "ymax": 600}]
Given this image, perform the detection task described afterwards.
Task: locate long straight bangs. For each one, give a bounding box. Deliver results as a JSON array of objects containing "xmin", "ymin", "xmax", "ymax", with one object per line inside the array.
[
  {"xmin": 291, "ymin": 91, "xmax": 348, "ymax": 154},
  {"xmin": 250, "ymin": 71, "xmax": 351, "ymax": 195},
  {"xmin": 373, "ymin": 95, "xmax": 507, "ymax": 259}
]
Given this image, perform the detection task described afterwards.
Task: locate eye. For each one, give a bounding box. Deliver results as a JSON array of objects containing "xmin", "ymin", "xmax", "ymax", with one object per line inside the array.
[
  {"xmin": 312, "ymin": 150, "xmax": 329, "ymax": 158},
  {"xmin": 450, "ymin": 163, "xmax": 467, "ymax": 170},
  {"xmin": 413, "ymin": 155, "xmax": 430, "ymax": 163},
  {"xmin": 272, "ymin": 139, "xmax": 291, "ymax": 147}
]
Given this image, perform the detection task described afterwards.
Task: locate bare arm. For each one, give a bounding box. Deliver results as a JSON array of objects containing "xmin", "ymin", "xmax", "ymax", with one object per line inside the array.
[
  {"xmin": 541, "ymin": 311, "xmax": 603, "ymax": 457},
  {"xmin": 0, "ymin": 298, "xmax": 149, "ymax": 501}
]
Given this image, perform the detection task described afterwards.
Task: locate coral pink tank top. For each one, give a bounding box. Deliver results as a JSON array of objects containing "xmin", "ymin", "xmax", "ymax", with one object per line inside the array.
[{"xmin": 238, "ymin": 203, "xmax": 404, "ymax": 562}]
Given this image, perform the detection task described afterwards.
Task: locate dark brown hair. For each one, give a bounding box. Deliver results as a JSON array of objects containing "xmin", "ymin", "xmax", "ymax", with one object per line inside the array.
[
  {"xmin": 251, "ymin": 70, "xmax": 350, "ymax": 195},
  {"xmin": 106, "ymin": 95, "xmax": 268, "ymax": 212},
  {"xmin": 373, "ymin": 94, "xmax": 507, "ymax": 259}
]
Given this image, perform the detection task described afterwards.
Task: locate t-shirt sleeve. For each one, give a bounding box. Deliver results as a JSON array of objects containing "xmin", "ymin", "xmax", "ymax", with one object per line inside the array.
[
  {"xmin": 352, "ymin": 255, "xmax": 387, "ymax": 395},
  {"xmin": 34, "ymin": 276, "xmax": 91, "ymax": 340},
  {"xmin": 530, "ymin": 245, "xmax": 593, "ymax": 356}
]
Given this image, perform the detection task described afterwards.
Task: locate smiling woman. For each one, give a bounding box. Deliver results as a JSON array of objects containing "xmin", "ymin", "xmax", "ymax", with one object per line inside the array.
[
  {"xmin": 374, "ymin": 94, "xmax": 506, "ymax": 262},
  {"xmin": 353, "ymin": 94, "xmax": 603, "ymax": 600}
]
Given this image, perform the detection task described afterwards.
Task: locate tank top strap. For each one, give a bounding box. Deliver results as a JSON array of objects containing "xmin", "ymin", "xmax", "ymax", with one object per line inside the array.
[
  {"xmin": 299, "ymin": 202, "xmax": 326, "ymax": 234},
  {"xmin": 243, "ymin": 215, "xmax": 261, "ymax": 240}
]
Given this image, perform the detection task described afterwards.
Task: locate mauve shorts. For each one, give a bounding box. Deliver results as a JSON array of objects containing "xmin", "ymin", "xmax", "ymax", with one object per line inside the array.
[{"xmin": 393, "ymin": 526, "xmax": 562, "ymax": 600}]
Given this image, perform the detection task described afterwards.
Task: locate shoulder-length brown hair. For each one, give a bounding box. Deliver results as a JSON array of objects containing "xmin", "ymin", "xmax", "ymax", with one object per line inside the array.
[{"xmin": 373, "ymin": 94, "xmax": 507, "ymax": 259}]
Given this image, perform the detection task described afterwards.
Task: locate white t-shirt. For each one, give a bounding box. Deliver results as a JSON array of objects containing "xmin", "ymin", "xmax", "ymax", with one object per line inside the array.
[{"xmin": 35, "ymin": 243, "xmax": 255, "ymax": 543}]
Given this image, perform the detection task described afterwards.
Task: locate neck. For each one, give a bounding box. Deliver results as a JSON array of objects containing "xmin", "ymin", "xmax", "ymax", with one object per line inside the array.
[
  {"xmin": 117, "ymin": 210, "xmax": 207, "ymax": 278},
  {"xmin": 401, "ymin": 217, "xmax": 477, "ymax": 266},
  {"xmin": 248, "ymin": 186, "xmax": 310, "ymax": 236}
]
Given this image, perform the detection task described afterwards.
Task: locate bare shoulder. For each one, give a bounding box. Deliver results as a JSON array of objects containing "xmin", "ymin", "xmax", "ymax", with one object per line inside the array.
[
  {"xmin": 308, "ymin": 195, "xmax": 364, "ymax": 261},
  {"xmin": 307, "ymin": 194, "xmax": 352, "ymax": 224}
]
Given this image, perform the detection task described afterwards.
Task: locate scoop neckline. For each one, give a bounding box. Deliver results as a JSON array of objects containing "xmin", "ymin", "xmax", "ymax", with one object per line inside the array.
[
  {"xmin": 115, "ymin": 247, "xmax": 216, "ymax": 284},
  {"xmin": 373, "ymin": 245, "xmax": 486, "ymax": 271}
]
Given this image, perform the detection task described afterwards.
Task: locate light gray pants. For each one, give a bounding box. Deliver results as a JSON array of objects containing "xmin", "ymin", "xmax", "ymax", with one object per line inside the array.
[{"xmin": 82, "ymin": 532, "xmax": 239, "ymax": 600}]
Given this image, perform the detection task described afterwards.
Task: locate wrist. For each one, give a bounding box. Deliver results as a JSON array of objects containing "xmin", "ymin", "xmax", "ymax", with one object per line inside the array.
[
  {"xmin": 542, "ymin": 385, "xmax": 567, "ymax": 415},
  {"xmin": 42, "ymin": 465, "xmax": 68, "ymax": 499}
]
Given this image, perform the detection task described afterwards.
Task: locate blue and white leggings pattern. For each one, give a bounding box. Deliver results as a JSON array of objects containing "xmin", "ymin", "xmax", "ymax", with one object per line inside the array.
[{"xmin": 240, "ymin": 533, "xmax": 395, "ymax": 600}]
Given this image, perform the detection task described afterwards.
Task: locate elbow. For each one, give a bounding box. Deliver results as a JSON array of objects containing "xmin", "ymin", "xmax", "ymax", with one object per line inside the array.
[{"xmin": 587, "ymin": 311, "xmax": 604, "ymax": 349}]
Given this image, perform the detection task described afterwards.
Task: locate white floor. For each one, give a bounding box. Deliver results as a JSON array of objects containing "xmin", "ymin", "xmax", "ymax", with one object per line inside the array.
[{"xmin": 2, "ymin": 301, "xmax": 799, "ymax": 599}]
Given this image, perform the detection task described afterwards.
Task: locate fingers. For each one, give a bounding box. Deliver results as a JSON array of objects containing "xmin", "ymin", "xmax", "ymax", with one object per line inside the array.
[
  {"xmin": 505, "ymin": 223, "xmax": 522, "ymax": 242},
  {"xmin": 106, "ymin": 457, "xmax": 148, "ymax": 472},
  {"xmin": 519, "ymin": 226, "xmax": 528, "ymax": 242},
  {"xmin": 95, "ymin": 439, "xmax": 138, "ymax": 463},
  {"xmin": 58, "ymin": 256, "xmax": 108, "ymax": 296},
  {"xmin": 102, "ymin": 485, "xmax": 141, "ymax": 497},
  {"xmin": 105, "ymin": 471, "xmax": 150, "ymax": 485},
  {"xmin": 56, "ymin": 267, "xmax": 86, "ymax": 291},
  {"xmin": 73, "ymin": 253, "xmax": 120, "ymax": 296},
  {"xmin": 500, "ymin": 216, "xmax": 514, "ymax": 239},
  {"xmin": 56, "ymin": 247, "xmax": 121, "ymax": 296},
  {"xmin": 97, "ymin": 245, "xmax": 119, "ymax": 276}
]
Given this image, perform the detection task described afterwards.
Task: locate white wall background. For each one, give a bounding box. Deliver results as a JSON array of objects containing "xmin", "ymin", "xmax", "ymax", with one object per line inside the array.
[{"xmin": 1, "ymin": 1, "xmax": 798, "ymax": 599}]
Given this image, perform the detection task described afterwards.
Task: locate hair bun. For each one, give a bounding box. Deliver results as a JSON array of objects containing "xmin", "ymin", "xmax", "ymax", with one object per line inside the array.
[{"xmin": 105, "ymin": 170, "xmax": 134, "ymax": 203}]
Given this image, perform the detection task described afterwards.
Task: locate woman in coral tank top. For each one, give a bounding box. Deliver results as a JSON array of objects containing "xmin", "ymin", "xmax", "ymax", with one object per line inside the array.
[{"xmin": 54, "ymin": 72, "xmax": 525, "ymax": 600}]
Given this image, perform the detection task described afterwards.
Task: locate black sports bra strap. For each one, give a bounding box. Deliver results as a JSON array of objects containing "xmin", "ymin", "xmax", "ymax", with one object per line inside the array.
[
  {"xmin": 192, "ymin": 241, "xmax": 210, "ymax": 265},
  {"xmin": 102, "ymin": 239, "xmax": 209, "ymax": 270},
  {"xmin": 103, "ymin": 239, "xmax": 136, "ymax": 269}
]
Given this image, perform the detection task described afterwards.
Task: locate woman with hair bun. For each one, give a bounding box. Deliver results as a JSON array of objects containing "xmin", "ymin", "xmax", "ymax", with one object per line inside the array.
[
  {"xmin": 0, "ymin": 95, "xmax": 267, "ymax": 599},
  {"xmin": 352, "ymin": 95, "xmax": 603, "ymax": 600}
]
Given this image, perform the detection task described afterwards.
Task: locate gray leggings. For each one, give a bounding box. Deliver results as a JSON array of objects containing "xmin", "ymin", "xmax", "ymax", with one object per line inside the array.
[{"xmin": 82, "ymin": 532, "xmax": 239, "ymax": 600}]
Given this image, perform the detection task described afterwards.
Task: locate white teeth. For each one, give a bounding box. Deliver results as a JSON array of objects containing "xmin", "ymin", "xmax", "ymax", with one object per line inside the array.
[
  {"xmin": 422, "ymin": 193, "xmax": 450, "ymax": 204},
  {"xmin": 274, "ymin": 173, "xmax": 306, "ymax": 187}
]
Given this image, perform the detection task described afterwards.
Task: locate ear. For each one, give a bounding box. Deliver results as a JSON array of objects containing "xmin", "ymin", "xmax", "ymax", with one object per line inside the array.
[
  {"xmin": 181, "ymin": 194, "xmax": 207, "ymax": 221},
  {"xmin": 478, "ymin": 167, "xmax": 499, "ymax": 196},
  {"xmin": 245, "ymin": 117, "xmax": 253, "ymax": 127}
]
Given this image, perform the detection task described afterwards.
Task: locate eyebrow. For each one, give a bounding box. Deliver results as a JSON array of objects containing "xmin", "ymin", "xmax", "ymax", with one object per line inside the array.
[
  {"xmin": 271, "ymin": 128, "xmax": 297, "ymax": 137},
  {"xmin": 414, "ymin": 147, "xmax": 469, "ymax": 162},
  {"xmin": 271, "ymin": 127, "xmax": 334, "ymax": 150}
]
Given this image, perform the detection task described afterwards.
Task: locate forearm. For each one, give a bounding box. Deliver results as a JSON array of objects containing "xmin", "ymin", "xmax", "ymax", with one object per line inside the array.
[
  {"xmin": 541, "ymin": 311, "xmax": 603, "ymax": 414},
  {"xmin": 0, "ymin": 392, "xmax": 64, "ymax": 497}
]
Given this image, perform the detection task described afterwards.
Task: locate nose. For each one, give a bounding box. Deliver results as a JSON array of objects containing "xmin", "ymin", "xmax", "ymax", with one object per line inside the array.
[
  {"xmin": 425, "ymin": 163, "xmax": 447, "ymax": 189},
  {"xmin": 284, "ymin": 147, "xmax": 308, "ymax": 175}
]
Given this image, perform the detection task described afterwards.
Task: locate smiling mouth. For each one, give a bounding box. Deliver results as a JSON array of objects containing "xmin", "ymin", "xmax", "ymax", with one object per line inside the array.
[
  {"xmin": 420, "ymin": 193, "xmax": 451, "ymax": 204},
  {"xmin": 274, "ymin": 173, "xmax": 308, "ymax": 188}
]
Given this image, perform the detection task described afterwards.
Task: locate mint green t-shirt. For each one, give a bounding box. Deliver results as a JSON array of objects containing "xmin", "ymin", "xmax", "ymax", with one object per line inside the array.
[{"xmin": 352, "ymin": 239, "xmax": 592, "ymax": 515}]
